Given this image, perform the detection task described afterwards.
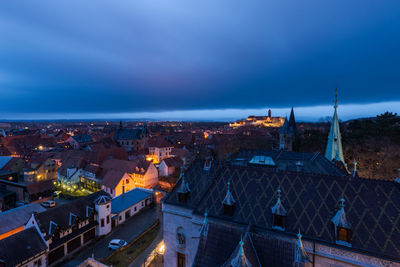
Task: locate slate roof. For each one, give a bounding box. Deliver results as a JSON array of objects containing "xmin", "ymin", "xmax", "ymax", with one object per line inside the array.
[
  {"xmin": 114, "ymin": 128, "xmax": 143, "ymax": 141},
  {"xmin": 193, "ymin": 223, "xmax": 295, "ymax": 267},
  {"xmin": 101, "ymin": 158, "xmax": 151, "ymax": 175},
  {"xmin": 111, "ymin": 188, "xmax": 153, "ymax": 214},
  {"xmin": 162, "ymin": 157, "xmax": 183, "ymax": 168},
  {"xmin": 101, "ymin": 169, "xmax": 127, "ymax": 189},
  {"xmin": 148, "ymin": 138, "xmax": 173, "ymax": 148},
  {"xmin": 0, "ymin": 156, "xmax": 12, "ymax": 169},
  {"xmin": 35, "ymin": 191, "xmax": 109, "ymax": 240},
  {"xmin": 72, "ymin": 134, "xmax": 93, "ymax": 143},
  {"xmin": 0, "ymin": 203, "xmax": 46, "ymax": 236},
  {"xmin": 166, "ymin": 157, "xmax": 400, "ymax": 262},
  {"xmin": 232, "ymin": 149, "xmax": 345, "ymax": 176},
  {"xmin": 0, "ymin": 227, "xmax": 47, "ymax": 266}
]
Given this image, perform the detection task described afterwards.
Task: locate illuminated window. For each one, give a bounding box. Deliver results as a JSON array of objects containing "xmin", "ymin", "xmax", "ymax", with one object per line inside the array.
[{"xmin": 337, "ymin": 227, "xmax": 350, "ymax": 242}]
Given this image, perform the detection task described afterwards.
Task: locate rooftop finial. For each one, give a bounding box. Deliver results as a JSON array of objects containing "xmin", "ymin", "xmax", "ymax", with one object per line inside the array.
[
  {"xmin": 334, "ymin": 88, "xmax": 338, "ymax": 109},
  {"xmin": 297, "ymin": 229, "xmax": 302, "ymax": 242},
  {"xmin": 222, "ymin": 181, "xmax": 236, "ymax": 206},
  {"xmin": 295, "ymin": 229, "xmax": 310, "ymax": 263},
  {"xmin": 339, "ymin": 197, "xmax": 345, "ymax": 209},
  {"xmin": 352, "ymin": 161, "xmax": 358, "ymax": 178},
  {"xmin": 199, "ymin": 211, "xmax": 209, "ymax": 237}
]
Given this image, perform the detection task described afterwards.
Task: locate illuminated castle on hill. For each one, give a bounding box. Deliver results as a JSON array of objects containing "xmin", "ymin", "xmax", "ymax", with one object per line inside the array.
[{"xmin": 229, "ymin": 109, "xmax": 285, "ymax": 128}]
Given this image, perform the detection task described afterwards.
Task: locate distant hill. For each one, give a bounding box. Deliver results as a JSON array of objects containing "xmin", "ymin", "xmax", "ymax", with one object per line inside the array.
[{"xmin": 297, "ymin": 112, "xmax": 400, "ymax": 180}]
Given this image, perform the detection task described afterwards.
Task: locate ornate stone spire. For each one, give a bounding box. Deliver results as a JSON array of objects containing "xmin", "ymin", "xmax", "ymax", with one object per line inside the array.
[
  {"xmin": 177, "ymin": 168, "xmax": 190, "ymax": 194},
  {"xmin": 271, "ymin": 187, "xmax": 287, "ymax": 216},
  {"xmin": 230, "ymin": 238, "xmax": 252, "ymax": 267},
  {"xmin": 199, "ymin": 212, "xmax": 209, "ymax": 237},
  {"xmin": 331, "ymin": 198, "xmax": 351, "ymax": 229},
  {"xmin": 222, "ymin": 181, "xmax": 236, "ymax": 206},
  {"xmin": 294, "ymin": 230, "xmax": 310, "ymax": 263},
  {"xmin": 325, "ymin": 88, "xmax": 347, "ymax": 170}
]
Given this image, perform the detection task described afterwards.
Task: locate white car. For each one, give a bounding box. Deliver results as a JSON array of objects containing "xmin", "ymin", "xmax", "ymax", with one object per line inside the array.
[
  {"xmin": 108, "ymin": 239, "xmax": 128, "ymax": 250},
  {"xmin": 41, "ymin": 200, "xmax": 56, "ymax": 208}
]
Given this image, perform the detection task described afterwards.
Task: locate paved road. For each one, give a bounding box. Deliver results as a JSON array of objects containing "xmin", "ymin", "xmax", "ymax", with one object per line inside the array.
[
  {"xmin": 129, "ymin": 206, "xmax": 163, "ymax": 267},
  {"xmin": 61, "ymin": 206, "xmax": 159, "ymax": 267}
]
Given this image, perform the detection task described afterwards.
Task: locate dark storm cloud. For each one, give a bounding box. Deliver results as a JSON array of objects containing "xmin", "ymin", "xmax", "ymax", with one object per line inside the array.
[{"xmin": 0, "ymin": 0, "xmax": 399, "ymax": 115}]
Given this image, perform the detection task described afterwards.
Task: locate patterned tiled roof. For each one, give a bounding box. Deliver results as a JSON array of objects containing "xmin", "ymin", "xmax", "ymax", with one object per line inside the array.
[
  {"xmin": 232, "ymin": 149, "xmax": 345, "ymax": 176},
  {"xmin": 193, "ymin": 223, "xmax": 295, "ymax": 267},
  {"xmin": 166, "ymin": 157, "xmax": 400, "ymax": 262}
]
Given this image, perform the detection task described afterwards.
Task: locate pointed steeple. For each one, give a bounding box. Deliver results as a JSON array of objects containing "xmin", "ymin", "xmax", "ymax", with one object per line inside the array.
[
  {"xmin": 199, "ymin": 212, "xmax": 209, "ymax": 237},
  {"xmin": 325, "ymin": 88, "xmax": 347, "ymax": 170},
  {"xmin": 331, "ymin": 198, "xmax": 351, "ymax": 229},
  {"xmin": 271, "ymin": 187, "xmax": 287, "ymax": 216},
  {"xmin": 222, "ymin": 181, "xmax": 236, "ymax": 206},
  {"xmin": 288, "ymin": 107, "xmax": 296, "ymax": 131},
  {"xmin": 279, "ymin": 116, "xmax": 289, "ymax": 135},
  {"xmin": 294, "ymin": 230, "xmax": 311, "ymax": 263},
  {"xmin": 177, "ymin": 168, "xmax": 190, "ymax": 194},
  {"xmin": 230, "ymin": 238, "xmax": 253, "ymax": 267}
]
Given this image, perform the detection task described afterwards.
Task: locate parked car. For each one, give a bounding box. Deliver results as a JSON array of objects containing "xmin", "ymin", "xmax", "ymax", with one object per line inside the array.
[
  {"xmin": 41, "ymin": 200, "xmax": 56, "ymax": 208},
  {"xmin": 108, "ymin": 239, "xmax": 128, "ymax": 250}
]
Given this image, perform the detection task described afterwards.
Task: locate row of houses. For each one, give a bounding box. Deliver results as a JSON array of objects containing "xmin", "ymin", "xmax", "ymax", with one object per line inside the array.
[{"xmin": 0, "ymin": 188, "xmax": 154, "ymax": 266}]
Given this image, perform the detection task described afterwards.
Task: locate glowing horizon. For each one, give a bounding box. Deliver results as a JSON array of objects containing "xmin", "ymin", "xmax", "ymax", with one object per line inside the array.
[{"xmin": 0, "ymin": 101, "xmax": 399, "ymax": 122}]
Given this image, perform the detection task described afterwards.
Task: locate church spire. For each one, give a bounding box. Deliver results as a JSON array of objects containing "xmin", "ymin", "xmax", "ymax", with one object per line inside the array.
[
  {"xmin": 325, "ymin": 88, "xmax": 347, "ymax": 170},
  {"xmin": 288, "ymin": 107, "xmax": 296, "ymax": 131}
]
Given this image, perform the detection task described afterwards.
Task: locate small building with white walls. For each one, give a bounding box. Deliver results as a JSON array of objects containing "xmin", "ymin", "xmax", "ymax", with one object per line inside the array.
[
  {"xmin": 110, "ymin": 188, "xmax": 154, "ymax": 227},
  {"xmin": 94, "ymin": 195, "xmax": 112, "ymax": 236}
]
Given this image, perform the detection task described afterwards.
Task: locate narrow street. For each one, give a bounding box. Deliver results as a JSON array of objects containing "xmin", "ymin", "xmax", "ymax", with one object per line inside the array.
[
  {"xmin": 61, "ymin": 205, "xmax": 162, "ymax": 267},
  {"xmin": 128, "ymin": 221, "xmax": 163, "ymax": 267}
]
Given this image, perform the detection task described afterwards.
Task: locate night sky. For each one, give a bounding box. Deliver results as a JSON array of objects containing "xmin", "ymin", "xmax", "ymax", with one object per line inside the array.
[{"xmin": 0, "ymin": 0, "xmax": 400, "ymax": 120}]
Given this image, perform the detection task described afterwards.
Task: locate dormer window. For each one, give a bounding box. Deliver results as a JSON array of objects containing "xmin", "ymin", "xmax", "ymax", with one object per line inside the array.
[
  {"xmin": 69, "ymin": 212, "xmax": 77, "ymax": 226},
  {"xmin": 337, "ymin": 227, "xmax": 351, "ymax": 243},
  {"xmin": 203, "ymin": 158, "xmax": 212, "ymax": 171},
  {"xmin": 222, "ymin": 181, "xmax": 236, "ymax": 216},
  {"xmin": 331, "ymin": 198, "xmax": 352, "ymax": 247},
  {"xmin": 86, "ymin": 206, "xmax": 93, "ymax": 217},
  {"xmin": 271, "ymin": 187, "xmax": 287, "ymax": 231},
  {"xmin": 49, "ymin": 221, "xmax": 58, "ymax": 235},
  {"xmin": 273, "ymin": 214, "xmax": 285, "ymax": 229}
]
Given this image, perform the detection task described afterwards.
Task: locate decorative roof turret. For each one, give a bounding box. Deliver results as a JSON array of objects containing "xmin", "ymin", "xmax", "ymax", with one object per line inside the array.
[
  {"xmin": 222, "ymin": 181, "xmax": 236, "ymax": 206},
  {"xmin": 331, "ymin": 198, "xmax": 352, "ymax": 229},
  {"xmin": 199, "ymin": 212, "xmax": 209, "ymax": 237},
  {"xmin": 294, "ymin": 230, "xmax": 311, "ymax": 263},
  {"xmin": 230, "ymin": 238, "xmax": 253, "ymax": 267},
  {"xmin": 325, "ymin": 88, "xmax": 348, "ymax": 171},
  {"xmin": 177, "ymin": 168, "xmax": 190, "ymax": 194},
  {"xmin": 94, "ymin": 195, "xmax": 112, "ymax": 205},
  {"xmin": 271, "ymin": 187, "xmax": 287, "ymax": 216}
]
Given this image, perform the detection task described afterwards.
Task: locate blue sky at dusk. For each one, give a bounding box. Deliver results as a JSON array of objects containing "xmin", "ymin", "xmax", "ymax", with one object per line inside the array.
[{"xmin": 0, "ymin": 0, "xmax": 399, "ymax": 121}]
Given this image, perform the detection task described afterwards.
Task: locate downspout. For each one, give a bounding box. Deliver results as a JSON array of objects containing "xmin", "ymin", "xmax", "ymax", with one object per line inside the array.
[{"xmin": 313, "ymin": 241, "xmax": 316, "ymax": 267}]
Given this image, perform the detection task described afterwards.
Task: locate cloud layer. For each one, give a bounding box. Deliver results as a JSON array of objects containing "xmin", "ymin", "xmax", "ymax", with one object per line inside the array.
[{"xmin": 0, "ymin": 0, "xmax": 399, "ymax": 117}]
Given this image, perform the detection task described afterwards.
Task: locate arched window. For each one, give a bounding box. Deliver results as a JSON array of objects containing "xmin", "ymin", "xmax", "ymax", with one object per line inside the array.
[{"xmin": 176, "ymin": 227, "xmax": 185, "ymax": 248}]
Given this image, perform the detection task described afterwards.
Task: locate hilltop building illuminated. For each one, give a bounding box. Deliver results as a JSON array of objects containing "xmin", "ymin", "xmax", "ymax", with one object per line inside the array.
[{"xmin": 229, "ymin": 109, "xmax": 285, "ymax": 128}]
